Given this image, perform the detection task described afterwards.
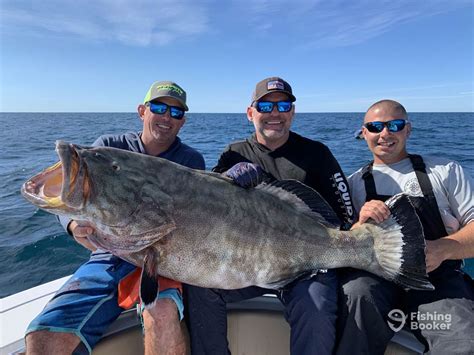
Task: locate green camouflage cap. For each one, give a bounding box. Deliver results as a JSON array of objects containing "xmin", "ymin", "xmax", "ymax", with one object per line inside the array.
[{"xmin": 143, "ymin": 81, "xmax": 188, "ymax": 111}]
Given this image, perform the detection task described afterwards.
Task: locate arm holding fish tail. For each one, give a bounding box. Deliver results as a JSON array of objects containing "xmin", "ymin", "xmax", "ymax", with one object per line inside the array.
[
  {"xmin": 353, "ymin": 201, "xmax": 474, "ymax": 273},
  {"xmin": 351, "ymin": 200, "xmax": 390, "ymax": 228},
  {"xmin": 425, "ymin": 222, "xmax": 474, "ymax": 272}
]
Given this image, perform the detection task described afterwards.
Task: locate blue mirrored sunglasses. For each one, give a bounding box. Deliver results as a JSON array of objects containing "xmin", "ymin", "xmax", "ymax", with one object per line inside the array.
[
  {"xmin": 254, "ymin": 101, "xmax": 292, "ymax": 113},
  {"xmin": 147, "ymin": 102, "xmax": 185, "ymax": 120},
  {"xmin": 364, "ymin": 119, "xmax": 407, "ymax": 133}
]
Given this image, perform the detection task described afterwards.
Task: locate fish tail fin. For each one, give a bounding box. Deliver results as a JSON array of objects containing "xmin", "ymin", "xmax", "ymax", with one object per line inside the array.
[
  {"xmin": 372, "ymin": 194, "xmax": 434, "ymax": 290},
  {"xmin": 139, "ymin": 250, "xmax": 160, "ymax": 308}
]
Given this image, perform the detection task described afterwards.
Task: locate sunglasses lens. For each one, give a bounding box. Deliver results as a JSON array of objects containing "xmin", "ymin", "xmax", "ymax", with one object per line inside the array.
[
  {"xmin": 149, "ymin": 102, "xmax": 184, "ymax": 120},
  {"xmin": 257, "ymin": 102, "xmax": 273, "ymax": 113},
  {"xmin": 149, "ymin": 103, "xmax": 167, "ymax": 114},
  {"xmin": 365, "ymin": 122, "xmax": 384, "ymax": 133},
  {"xmin": 365, "ymin": 120, "xmax": 407, "ymax": 133},
  {"xmin": 277, "ymin": 101, "xmax": 292, "ymax": 112},
  {"xmin": 387, "ymin": 119, "xmax": 406, "ymax": 132},
  {"xmin": 170, "ymin": 107, "xmax": 185, "ymax": 119}
]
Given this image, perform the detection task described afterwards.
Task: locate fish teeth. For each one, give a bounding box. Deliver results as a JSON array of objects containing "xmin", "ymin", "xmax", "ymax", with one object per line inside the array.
[{"xmin": 38, "ymin": 185, "xmax": 46, "ymax": 198}]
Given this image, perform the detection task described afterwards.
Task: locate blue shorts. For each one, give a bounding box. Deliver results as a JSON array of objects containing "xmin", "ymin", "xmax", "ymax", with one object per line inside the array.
[{"xmin": 26, "ymin": 250, "xmax": 184, "ymax": 354}]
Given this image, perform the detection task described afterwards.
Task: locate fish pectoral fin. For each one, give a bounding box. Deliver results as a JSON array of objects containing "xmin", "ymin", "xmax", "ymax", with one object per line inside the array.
[
  {"xmin": 122, "ymin": 183, "xmax": 175, "ymax": 232},
  {"xmin": 257, "ymin": 180, "xmax": 341, "ymax": 227},
  {"xmin": 139, "ymin": 249, "xmax": 160, "ymax": 308}
]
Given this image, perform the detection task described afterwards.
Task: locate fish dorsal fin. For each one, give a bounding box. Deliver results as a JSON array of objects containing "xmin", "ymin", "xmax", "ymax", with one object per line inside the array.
[{"xmin": 256, "ymin": 180, "xmax": 340, "ymax": 227}]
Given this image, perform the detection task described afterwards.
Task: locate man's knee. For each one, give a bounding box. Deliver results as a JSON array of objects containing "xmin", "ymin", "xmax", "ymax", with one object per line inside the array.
[
  {"xmin": 143, "ymin": 298, "xmax": 179, "ymax": 325},
  {"xmin": 26, "ymin": 330, "xmax": 81, "ymax": 354},
  {"xmin": 285, "ymin": 281, "xmax": 338, "ymax": 329}
]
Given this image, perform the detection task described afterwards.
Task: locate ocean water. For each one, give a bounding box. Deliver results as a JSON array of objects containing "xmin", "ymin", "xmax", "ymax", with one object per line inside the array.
[{"xmin": 0, "ymin": 112, "xmax": 473, "ymax": 297}]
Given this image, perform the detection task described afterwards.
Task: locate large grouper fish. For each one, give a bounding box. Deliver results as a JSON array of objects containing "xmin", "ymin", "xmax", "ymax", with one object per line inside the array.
[{"xmin": 22, "ymin": 141, "xmax": 433, "ymax": 305}]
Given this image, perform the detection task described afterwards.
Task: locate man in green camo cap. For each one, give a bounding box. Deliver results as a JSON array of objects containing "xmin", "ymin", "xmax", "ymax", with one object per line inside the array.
[{"xmin": 25, "ymin": 80, "xmax": 204, "ymax": 355}]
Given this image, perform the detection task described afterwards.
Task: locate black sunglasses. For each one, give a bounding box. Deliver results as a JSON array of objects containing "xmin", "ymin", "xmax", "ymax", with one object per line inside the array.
[
  {"xmin": 253, "ymin": 101, "xmax": 293, "ymax": 113},
  {"xmin": 146, "ymin": 102, "xmax": 185, "ymax": 120},
  {"xmin": 364, "ymin": 119, "xmax": 408, "ymax": 133}
]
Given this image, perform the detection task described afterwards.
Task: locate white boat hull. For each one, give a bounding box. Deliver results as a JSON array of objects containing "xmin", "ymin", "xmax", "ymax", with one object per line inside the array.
[{"xmin": 1, "ymin": 276, "xmax": 425, "ymax": 355}]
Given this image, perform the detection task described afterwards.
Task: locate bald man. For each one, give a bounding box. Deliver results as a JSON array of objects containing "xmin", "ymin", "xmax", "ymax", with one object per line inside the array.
[{"xmin": 336, "ymin": 100, "xmax": 474, "ymax": 354}]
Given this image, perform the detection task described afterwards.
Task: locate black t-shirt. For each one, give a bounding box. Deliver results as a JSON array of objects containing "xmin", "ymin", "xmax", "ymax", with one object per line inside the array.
[{"xmin": 213, "ymin": 131, "xmax": 355, "ymax": 227}]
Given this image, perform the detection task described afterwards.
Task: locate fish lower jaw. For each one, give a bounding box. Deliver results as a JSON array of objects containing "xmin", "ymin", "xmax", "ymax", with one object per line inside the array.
[{"xmin": 21, "ymin": 185, "xmax": 64, "ymax": 208}]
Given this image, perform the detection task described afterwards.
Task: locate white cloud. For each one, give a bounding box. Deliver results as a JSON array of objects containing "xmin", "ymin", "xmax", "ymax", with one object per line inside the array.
[
  {"xmin": 1, "ymin": 0, "xmax": 471, "ymax": 48},
  {"xmin": 232, "ymin": 0, "xmax": 472, "ymax": 48},
  {"xmin": 0, "ymin": 0, "xmax": 209, "ymax": 46}
]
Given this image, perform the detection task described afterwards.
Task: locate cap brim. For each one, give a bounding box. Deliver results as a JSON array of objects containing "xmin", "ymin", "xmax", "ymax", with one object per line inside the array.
[
  {"xmin": 147, "ymin": 95, "xmax": 189, "ymax": 111},
  {"xmin": 254, "ymin": 91, "xmax": 296, "ymax": 103}
]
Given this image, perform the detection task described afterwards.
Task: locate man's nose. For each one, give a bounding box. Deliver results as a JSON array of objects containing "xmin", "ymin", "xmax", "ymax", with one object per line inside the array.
[
  {"xmin": 270, "ymin": 106, "xmax": 279, "ymax": 115},
  {"xmin": 160, "ymin": 110, "xmax": 172, "ymax": 120},
  {"xmin": 379, "ymin": 126, "xmax": 391, "ymax": 136}
]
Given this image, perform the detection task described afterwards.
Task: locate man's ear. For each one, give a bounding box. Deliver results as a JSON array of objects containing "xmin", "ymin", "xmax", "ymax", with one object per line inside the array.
[
  {"xmin": 361, "ymin": 126, "xmax": 368, "ymax": 140},
  {"xmin": 406, "ymin": 121, "xmax": 412, "ymax": 137},
  {"xmin": 246, "ymin": 106, "xmax": 254, "ymax": 122},
  {"xmin": 178, "ymin": 116, "xmax": 186, "ymax": 128},
  {"xmin": 137, "ymin": 104, "xmax": 146, "ymax": 121}
]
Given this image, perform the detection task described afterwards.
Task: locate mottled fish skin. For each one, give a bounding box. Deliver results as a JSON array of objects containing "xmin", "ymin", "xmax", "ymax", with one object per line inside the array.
[{"xmin": 21, "ymin": 141, "xmax": 433, "ymax": 291}]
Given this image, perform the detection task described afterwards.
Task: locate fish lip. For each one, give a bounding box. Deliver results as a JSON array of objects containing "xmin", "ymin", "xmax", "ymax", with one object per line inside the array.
[
  {"xmin": 55, "ymin": 141, "xmax": 88, "ymax": 209},
  {"xmin": 20, "ymin": 141, "xmax": 85, "ymax": 211},
  {"xmin": 21, "ymin": 157, "xmax": 66, "ymax": 209}
]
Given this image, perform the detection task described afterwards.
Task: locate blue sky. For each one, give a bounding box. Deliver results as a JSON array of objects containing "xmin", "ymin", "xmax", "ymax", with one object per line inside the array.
[{"xmin": 1, "ymin": 0, "xmax": 473, "ymax": 112}]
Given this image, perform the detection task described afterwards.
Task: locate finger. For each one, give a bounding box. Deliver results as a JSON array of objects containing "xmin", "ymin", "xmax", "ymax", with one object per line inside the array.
[
  {"xmin": 363, "ymin": 203, "xmax": 390, "ymax": 223},
  {"xmin": 359, "ymin": 208, "xmax": 384, "ymax": 224},
  {"xmin": 73, "ymin": 226, "xmax": 94, "ymax": 238},
  {"xmin": 74, "ymin": 235, "xmax": 97, "ymax": 252},
  {"xmin": 425, "ymin": 259, "xmax": 435, "ymax": 273},
  {"xmin": 369, "ymin": 202, "xmax": 390, "ymax": 217}
]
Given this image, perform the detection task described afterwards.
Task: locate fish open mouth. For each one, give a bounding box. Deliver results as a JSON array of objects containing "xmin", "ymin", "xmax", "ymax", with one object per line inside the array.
[{"xmin": 21, "ymin": 141, "xmax": 89, "ymax": 210}]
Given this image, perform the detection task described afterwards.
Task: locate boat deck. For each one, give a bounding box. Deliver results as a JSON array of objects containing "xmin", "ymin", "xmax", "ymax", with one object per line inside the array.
[{"xmin": 1, "ymin": 277, "xmax": 425, "ymax": 355}]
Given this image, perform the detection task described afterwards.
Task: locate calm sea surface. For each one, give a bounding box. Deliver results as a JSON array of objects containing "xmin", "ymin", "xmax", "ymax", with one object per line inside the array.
[{"xmin": 0, "ymin": 112, "xmax": 473, "ymax": 297}]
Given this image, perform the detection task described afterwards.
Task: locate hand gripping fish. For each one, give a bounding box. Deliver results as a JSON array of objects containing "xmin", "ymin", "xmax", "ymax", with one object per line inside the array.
[{"xmin": 22, "ymin": 142, "xmax": 433, "ymax": 306}]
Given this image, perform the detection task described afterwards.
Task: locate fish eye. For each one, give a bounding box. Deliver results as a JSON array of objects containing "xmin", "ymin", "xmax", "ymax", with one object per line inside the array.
[{"xmin": 112, "ymin": 162, "xmax": 120, "ymax": 171}]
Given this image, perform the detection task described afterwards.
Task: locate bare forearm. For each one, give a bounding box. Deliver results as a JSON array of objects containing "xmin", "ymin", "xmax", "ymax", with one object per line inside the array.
[
  {"xmin": 441, "ymin": 221, "xmax": 474, "ymax": 260},
  {"xmin": 426, "ymin": 221, "xmax": 474, "ymax": 272}
]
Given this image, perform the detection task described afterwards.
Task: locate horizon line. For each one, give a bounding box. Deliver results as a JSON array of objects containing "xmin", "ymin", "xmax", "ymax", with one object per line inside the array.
[{"xmin": 1, "ymin": 111, "xmax": 473, "ymax": 114}]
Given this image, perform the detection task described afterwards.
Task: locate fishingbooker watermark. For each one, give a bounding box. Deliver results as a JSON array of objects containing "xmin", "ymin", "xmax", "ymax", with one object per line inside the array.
[{"xmin": 387, "ymin": 309, "xmax": 452, "ymax": 332}]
